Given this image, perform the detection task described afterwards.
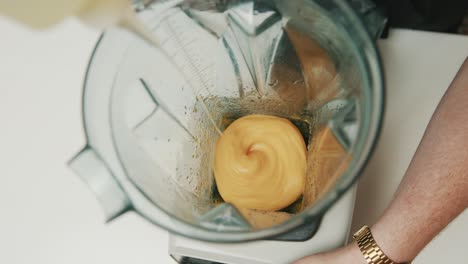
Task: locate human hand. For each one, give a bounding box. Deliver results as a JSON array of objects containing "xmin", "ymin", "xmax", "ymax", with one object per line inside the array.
[{"xmin": 293, "ymin": 243, "xmax": 366, "ymax": 264}]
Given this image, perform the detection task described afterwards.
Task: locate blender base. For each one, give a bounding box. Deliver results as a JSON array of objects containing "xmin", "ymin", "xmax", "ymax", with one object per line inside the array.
[{"xmin": 168, "ymin": 185, "xmax": 357, "ymax": 264}]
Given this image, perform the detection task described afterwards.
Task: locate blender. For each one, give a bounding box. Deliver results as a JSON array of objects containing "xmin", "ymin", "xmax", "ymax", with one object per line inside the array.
[{"xmin": 69, "ymin": 0, "xmax": 386, "ymax": 263}]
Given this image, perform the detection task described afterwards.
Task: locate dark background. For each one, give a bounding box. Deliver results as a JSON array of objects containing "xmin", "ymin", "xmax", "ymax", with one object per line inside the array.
[{"xmin": 374, "ymin": 0, "xmax": 468, "ymax": 34}]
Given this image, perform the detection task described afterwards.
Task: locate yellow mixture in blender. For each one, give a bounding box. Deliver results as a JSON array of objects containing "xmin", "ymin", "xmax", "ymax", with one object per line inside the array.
[{"xmin": 213, "ymin": 114, "xmax": 307, "ymax": 211}]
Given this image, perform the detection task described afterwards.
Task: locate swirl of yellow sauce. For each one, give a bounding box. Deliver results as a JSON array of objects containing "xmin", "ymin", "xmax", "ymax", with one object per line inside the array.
[{"xmin": 214, "ymin": 114, "xmax": 307, "ymax": 211}]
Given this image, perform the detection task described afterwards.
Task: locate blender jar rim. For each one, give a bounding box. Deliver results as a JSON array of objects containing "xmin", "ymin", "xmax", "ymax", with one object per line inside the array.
[{"xmin": 79, "ymin": 0, "xmax": 384, "ymax": 242}]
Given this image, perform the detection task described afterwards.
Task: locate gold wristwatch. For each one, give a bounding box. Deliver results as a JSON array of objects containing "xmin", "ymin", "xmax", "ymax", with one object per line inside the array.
[{"xmin": 353, "ymin": 225, "xmax": 400, "ymax": 264}]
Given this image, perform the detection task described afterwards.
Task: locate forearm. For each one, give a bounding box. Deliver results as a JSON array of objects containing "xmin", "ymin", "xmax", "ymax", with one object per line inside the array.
[
  {"xmin": 372, "ymin": 58, "xmax": 468, "ymax": 263},
  {"xmin": 294, "ymin": 59, "xmax": 468, "ymax": 264}
]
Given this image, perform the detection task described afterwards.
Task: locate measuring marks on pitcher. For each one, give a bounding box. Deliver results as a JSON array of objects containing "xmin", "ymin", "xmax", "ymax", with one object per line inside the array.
[{"xmin": 147, "ymin": 6, "xmax": 224, "ymax": 135}]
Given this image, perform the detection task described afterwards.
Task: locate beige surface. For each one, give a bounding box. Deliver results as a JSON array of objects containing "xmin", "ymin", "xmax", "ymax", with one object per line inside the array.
[{"xmin": 0, "ymin": 18, "xmax": 173, "ymax": 264}]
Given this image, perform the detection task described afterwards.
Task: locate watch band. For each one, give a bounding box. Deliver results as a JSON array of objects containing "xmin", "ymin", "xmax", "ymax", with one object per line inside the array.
[{"xmin": 353, "ymin": 225, "xmax": 398, "ymax": 264}]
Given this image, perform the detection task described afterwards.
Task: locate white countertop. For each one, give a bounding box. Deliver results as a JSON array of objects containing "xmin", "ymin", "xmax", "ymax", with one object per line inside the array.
[{"xmin": 0, "ymin": 17, "xmax": 467, "ymax": 264}]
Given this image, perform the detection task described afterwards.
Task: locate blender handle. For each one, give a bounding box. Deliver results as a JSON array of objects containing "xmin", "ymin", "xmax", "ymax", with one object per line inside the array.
[
  {"xmin": 69, "ymin": 146, "xmax": 131, "ymax": 222},
  {"xmin": 347, "ymin": 0, "xmax": 388, "ymax": 40}
]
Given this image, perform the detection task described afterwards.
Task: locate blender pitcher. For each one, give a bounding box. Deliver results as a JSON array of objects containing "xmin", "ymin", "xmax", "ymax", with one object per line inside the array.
[{"xmin": 70, "ymin": 0, "xmax": 386, "ymax": 242}]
